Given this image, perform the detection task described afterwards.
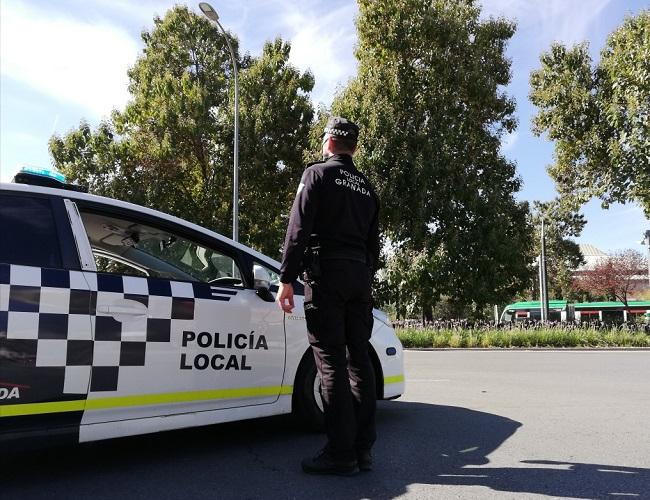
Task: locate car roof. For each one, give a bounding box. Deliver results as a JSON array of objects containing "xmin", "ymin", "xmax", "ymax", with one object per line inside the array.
[{"xmin": 0, "ymin": 182, "xmax": 281, "ymax": 270}]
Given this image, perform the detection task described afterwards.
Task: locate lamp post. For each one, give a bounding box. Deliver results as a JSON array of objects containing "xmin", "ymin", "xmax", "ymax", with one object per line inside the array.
[
  {"xmin": 539, "ymin": 218, "xmax": 549, "ymax": 322},
  {"xmin": 641, "ymin": 229, "xmax": 650, "ymax": 286},
  {"xmin": 199, "ymin": 2, "xmax": 239, "ymax": 243}
]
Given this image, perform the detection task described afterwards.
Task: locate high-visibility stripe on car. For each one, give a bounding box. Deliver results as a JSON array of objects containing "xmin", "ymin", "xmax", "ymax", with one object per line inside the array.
[
  {"xmin": 0, "ymin": 385, "xmax": 295, "ymax": 417},
  {"xmin": 2, "ymin": 377, "xmax": 405, "ymax": 418},
  {"xmin": 383, "ymin": 374, "xmax": 405, "ymax": 384},
  {"xmin": 1, "ymin": 400, "xmax": 86, "ymax": 417}
]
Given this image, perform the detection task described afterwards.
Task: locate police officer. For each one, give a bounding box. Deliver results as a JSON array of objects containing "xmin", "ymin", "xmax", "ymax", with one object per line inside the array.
[{"xmin": 276, "ymin": 117, "xmax": 380, "ymax": 476}]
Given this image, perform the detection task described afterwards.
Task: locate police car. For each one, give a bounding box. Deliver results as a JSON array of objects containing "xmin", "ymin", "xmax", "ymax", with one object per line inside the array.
[{"xmin": 0, "ymin": 168, "xmax": 404, "ymax": 446}]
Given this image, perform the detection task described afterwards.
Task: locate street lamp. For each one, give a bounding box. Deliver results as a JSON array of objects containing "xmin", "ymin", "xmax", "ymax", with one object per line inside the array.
[
  {"xmin": 199, "ymin": 2, "xmax": 240, "ymax": 243},
  {"xmin": 539, "ymin": 218, "xmax": 549, "ymax": 322},
  {"xmin": 640, "ymin": 229, "xmax": 650, "ymax": 286}
]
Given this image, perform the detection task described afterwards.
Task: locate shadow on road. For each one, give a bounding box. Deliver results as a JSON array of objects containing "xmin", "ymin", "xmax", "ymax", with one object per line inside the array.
[{"xmin": 2, "ymin": 401, "xmax": 648, "ymax": 499}]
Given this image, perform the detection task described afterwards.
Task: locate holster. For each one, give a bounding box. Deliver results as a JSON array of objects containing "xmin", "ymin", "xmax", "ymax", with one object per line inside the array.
[{"xmin": 302, "ymin": 237, "xmax": 321, "ymax": 284}]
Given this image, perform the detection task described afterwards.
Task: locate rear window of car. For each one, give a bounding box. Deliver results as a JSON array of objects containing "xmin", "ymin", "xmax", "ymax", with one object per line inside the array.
[{"xmin": 0, "ymin": 194, "xmax": 63, "ymax": 268}]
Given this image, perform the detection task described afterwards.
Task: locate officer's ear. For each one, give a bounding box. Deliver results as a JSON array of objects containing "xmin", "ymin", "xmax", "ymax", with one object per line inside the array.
[{"xmin": 322, "ymin": 135, "xmax": 333, "ymax": 156}]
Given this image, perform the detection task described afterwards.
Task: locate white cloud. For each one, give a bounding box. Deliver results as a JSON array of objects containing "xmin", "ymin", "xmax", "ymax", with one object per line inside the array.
[
  {"xmin": 280, "ymin": 1, "xmax": 358, "ymax": 106},
  {"xmin": 480, "ymin": 0, "xmax": 612, "ymax": 46},
  {"xmin": 0, "ymin": 0, "xmax": 140, "ymax": 117},
  {"xmin": 87, "ymin": 0, "xmax": 174, "ymax": 24}
]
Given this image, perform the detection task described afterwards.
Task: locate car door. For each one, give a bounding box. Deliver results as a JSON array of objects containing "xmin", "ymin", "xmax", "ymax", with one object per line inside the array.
[
  {"xmin": 71, "ymin": 204, "xmax": 285, "ymax": 424},
  {"xmin": 0, "ymin": 192, "xmax": 93, "ymax": 441}
]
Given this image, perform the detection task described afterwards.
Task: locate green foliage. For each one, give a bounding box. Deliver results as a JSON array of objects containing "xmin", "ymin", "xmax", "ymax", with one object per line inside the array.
[
  {"xmin": 50, "ymin": 6, "xmax": 313, "ymax": 258},
  {"xmin": 49, "ymin": 120, "xmax": 137, "ymax": 202},
  {"xmin": 237, "ymin": 39, "xmax": 314, "ymax": 257},
  {"xmin": 374, "ymin": 247, "xmax": 443, "ymax": 320},
  {"xmin": 530, "ymin": 11, "xmax": 650, "ymax": 215},
  {"xmin": 398, "ymin": 327, "xmax": 650, "ymax": 348},
  {"xmin": 333, "ymin": 0, "xmax": 533, "ymax": 317}
]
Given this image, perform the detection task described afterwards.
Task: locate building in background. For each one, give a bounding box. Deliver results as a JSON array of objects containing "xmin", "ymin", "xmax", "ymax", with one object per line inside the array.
[{"xmin": 577, "ymin": 244, "xmax": 609, "ymax": 270}]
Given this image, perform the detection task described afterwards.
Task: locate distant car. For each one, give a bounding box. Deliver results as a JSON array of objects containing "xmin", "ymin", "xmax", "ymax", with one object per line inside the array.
[{"xmin": 0, "ymin": 168, "xmax": 404, "ymax": 446}]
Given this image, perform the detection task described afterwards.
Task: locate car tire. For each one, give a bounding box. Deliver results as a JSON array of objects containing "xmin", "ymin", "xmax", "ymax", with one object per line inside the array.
[
  {"xmin": 293, "ymin": 352, "xmax": 325, "ymax": 431},
  {"xmin": 293, "ymin": 349, "xmax": 378, "ymax": 432}
]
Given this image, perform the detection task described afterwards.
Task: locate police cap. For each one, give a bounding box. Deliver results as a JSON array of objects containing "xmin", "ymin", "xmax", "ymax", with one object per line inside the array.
[{"xmin": 322, "ymin": 116, "xmax": 359, "ymax": 142}]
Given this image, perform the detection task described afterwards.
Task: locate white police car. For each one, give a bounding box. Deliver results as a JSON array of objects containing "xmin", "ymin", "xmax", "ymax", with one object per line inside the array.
[{"xmin": 0, "ymin": 168, "xmax": 404, "ymax": 446}]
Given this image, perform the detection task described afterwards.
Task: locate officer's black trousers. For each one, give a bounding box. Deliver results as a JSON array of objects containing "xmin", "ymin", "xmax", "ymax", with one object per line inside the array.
[{"xmin": 304, "ymin": 259, "xmax": 376, "ymax": 462}]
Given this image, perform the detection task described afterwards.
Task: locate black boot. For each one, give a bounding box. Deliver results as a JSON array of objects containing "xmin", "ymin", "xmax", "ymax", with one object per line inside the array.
[
  {"xmin": 357, "ymin": 450, "xmax": 373, "ymax": 471},
  {"xmin": 301, "ymin": 450, "xmax": 358, "ymax": 476}
]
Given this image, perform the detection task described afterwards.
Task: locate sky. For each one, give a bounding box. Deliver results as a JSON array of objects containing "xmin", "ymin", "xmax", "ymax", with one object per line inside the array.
[{"xmin": 1, "ymin": 0, "xmax": 648, "ymax": 254}]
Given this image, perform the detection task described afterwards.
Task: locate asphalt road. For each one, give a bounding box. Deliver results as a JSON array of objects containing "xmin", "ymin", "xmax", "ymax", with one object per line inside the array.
[{"xmin": 3, "ymin": 350, "xmax": 650, "ymax": 500}]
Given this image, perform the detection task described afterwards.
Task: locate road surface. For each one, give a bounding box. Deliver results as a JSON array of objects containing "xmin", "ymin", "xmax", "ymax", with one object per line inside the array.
[{"xmin": 3, "ymin": 350, "xmax": 650, "ymax": 499}]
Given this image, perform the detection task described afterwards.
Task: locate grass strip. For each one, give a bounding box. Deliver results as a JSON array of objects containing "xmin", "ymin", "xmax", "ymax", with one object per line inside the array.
[{"xmin": 397, "ymin": 327, "xmax": 650, "ymax": 349}]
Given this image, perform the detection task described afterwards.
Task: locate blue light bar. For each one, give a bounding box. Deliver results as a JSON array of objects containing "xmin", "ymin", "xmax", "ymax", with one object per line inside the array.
[{"xmin": 20, "ymin": 166, "xmax": 66, "ymax": 183}]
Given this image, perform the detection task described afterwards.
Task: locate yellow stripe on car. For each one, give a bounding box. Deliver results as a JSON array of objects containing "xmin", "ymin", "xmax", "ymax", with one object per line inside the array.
[
  {"xmin": 383, "ymin": 374, "xmax": 405, "ymax": 384},
  {"xmin": 0, "ymin": 399, "xmax": 87, "ymax": 417},
  {"xmin": 0, "ymin": 385, "xmax": 295, "ymax": 417},
  {"xmin": 1, "ymin": 378, "xmax": 404, "ymax": 418}
]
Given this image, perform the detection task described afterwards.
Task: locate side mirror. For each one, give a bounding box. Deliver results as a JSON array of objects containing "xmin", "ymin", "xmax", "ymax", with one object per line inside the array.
[
  {"xmin": 253, "ymin": 265, "xmax": 272, "ymax": 291},
  {"xmin": 253, "ymin": 265, "xmax": 274, "ymax": 302}
]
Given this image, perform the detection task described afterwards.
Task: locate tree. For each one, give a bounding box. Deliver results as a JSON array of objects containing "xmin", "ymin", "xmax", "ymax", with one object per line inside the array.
[
  {"xmin": 530, "ymin": 200, "xmax": 586, "ymax": 300},
  {"xmin": 236, "ymin": 39, "xmax": 314, "ymax": 256},
  {"xmin": 374, "ymin": 246, "xmax": 443, "ymax": 321},
  {"xmin": 331, "ymin": 0, "xmax": 533, "ymax": 318},
  {"xmin": 49, "ymin": 120, "xmax": 138, "ymax": 203},
  {"xmin": 530, "ymin": 11, "xmax": 650, "ymax": 215},
  {"xmin": 573, "ymin": 249, "xmax": 647, "ymax": 312},
  {"xmin": 375, "ymin": 247, "xmax": 497, "ymax": 321},
  {"xmin": 50, "ymin": 6, "xmax": 314, "ymax": 258}
]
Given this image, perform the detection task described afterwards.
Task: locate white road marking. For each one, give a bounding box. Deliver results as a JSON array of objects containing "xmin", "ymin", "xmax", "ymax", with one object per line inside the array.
[{"xmin": 437, "ymin": 474, "xmax": 489, "ymax": 478}]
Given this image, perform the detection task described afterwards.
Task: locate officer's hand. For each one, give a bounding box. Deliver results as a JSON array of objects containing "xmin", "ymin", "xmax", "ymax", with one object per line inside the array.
[{"xmin": 276, "ymin": 282, "xmax": 294, "ymax": 313}]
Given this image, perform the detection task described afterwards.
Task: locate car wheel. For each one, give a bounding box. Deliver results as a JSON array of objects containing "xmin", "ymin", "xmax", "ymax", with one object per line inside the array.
[
  {"xmin": 294, "ymin": 352, "xmax": 325, "ymax": 431},
  {"xmin": 293, "ymin": 349, "xmax": 378, "ymax": 432}
]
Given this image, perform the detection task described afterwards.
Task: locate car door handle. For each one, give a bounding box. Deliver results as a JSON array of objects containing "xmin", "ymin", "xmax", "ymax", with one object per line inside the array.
[{"xmin": 97, "ymin": 304, "xmax": 148, "ymax": 315}]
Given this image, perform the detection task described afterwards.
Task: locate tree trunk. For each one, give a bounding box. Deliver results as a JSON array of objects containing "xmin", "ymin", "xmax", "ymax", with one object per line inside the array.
[{"xmin": 423, "ymin": 302, "xmax": 433, "ymax": 325}]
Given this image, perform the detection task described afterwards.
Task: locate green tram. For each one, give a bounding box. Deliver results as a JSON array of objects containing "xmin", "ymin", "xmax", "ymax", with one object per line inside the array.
[{"xmin": 500, "ymin": 300, "xmax": 650, "ymax": 324}]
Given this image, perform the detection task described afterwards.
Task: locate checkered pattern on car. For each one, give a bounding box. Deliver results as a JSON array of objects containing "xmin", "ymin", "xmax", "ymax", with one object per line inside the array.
[{"xmin": 0, "ymin": 263, "xmax": 238, "ymax": 394}]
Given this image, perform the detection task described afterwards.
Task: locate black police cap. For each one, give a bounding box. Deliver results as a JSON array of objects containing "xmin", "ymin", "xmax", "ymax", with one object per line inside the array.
[{"xmin": 323, "ymin": 116, "xmax": 359, "ymax": 141}]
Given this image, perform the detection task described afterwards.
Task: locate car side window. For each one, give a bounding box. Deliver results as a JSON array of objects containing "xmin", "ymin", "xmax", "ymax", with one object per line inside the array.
[
  {"xmin": 0, "ymin": 194, "xmax": 63, "ymax": 268},
  {"xmin": 78, "ymin": 210, "xmax": 243, "ymax": 286},
  {"xmin": 95, "ymin": 255, "xmax": 148, "ymax": 277}
]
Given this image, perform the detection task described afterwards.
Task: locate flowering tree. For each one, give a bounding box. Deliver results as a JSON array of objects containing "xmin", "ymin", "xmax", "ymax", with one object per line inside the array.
[{"xmin": 573, "ymin": 249, "xmax": 647, "ymax": 310}]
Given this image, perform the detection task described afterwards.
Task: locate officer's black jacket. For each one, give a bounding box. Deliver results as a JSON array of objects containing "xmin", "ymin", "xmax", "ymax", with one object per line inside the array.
[{"xmin": 280, "ymin": 154, "xmax": 380, "ymax": 284}]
